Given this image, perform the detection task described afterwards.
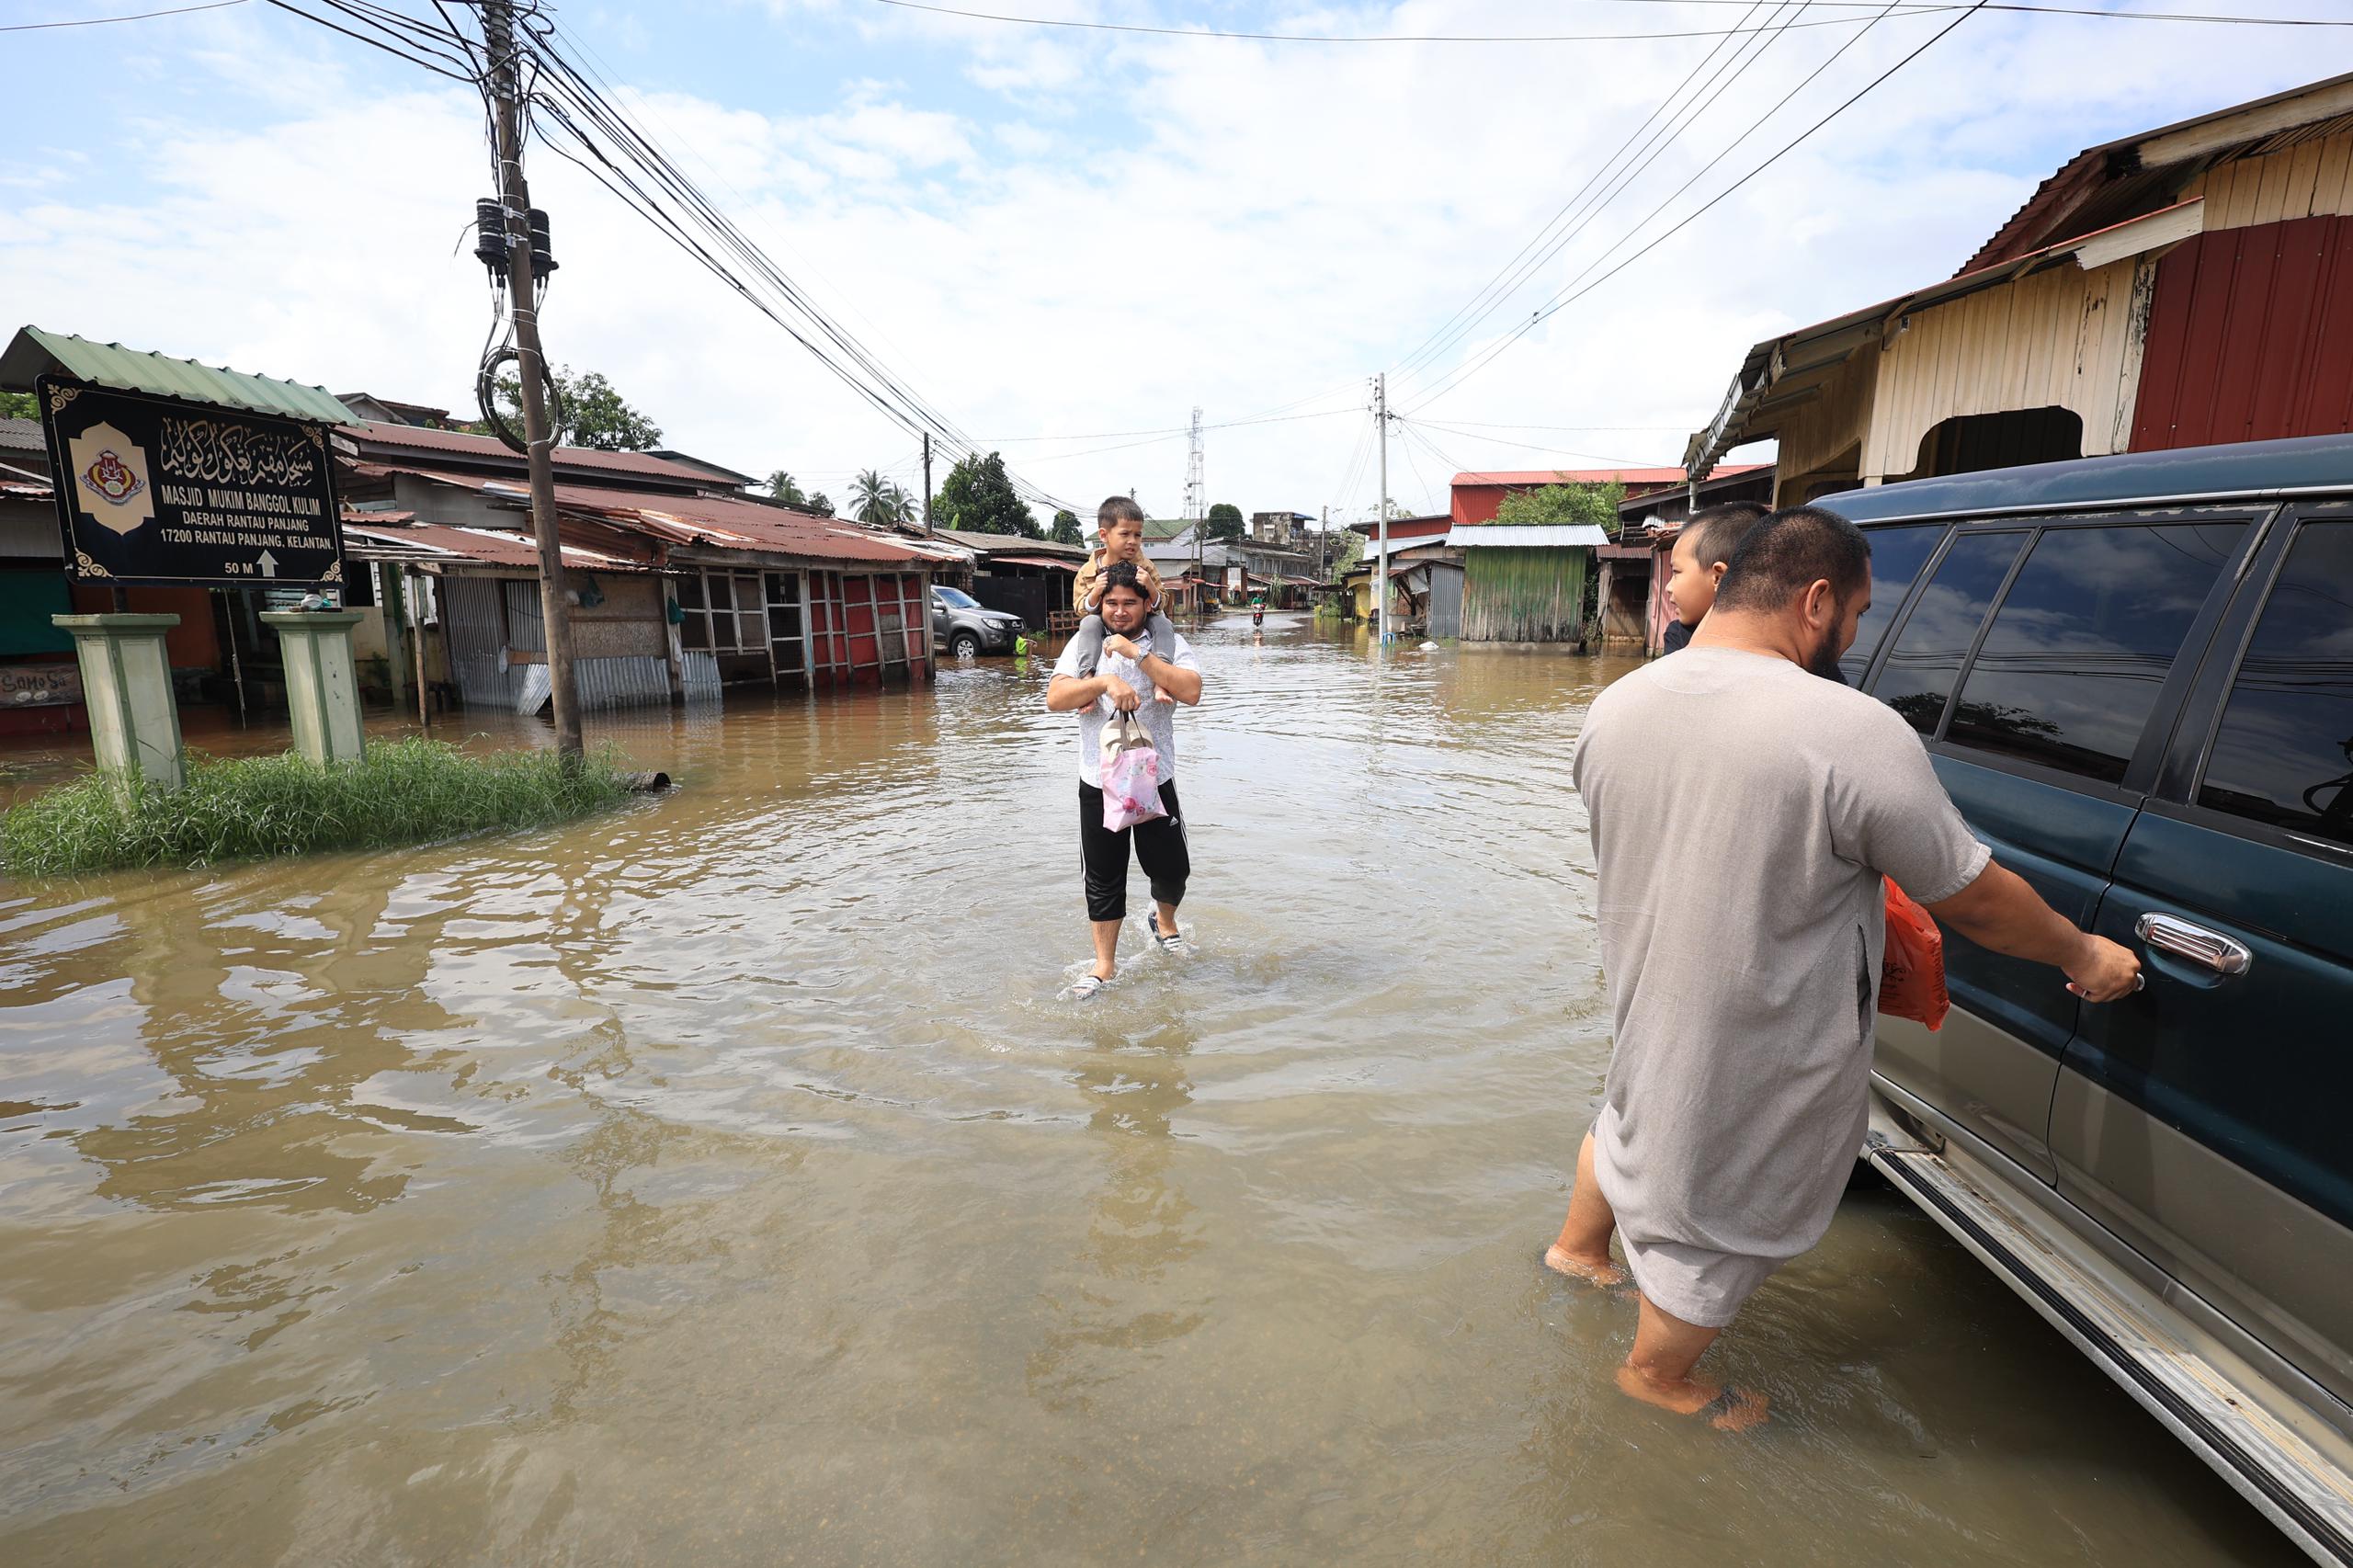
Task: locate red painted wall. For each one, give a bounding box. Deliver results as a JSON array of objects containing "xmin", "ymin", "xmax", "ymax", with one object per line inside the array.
[
  {"xmin": 2131, "ymin": 214, "xmax": 2353, "ymax": 451},
  {"xmin": 67, "ymin": 584, "xmax": 222, "ymax": 668},
  {"xmin": 1449, "ymin": 478, "xmax": 1683, "ymax": 529}
]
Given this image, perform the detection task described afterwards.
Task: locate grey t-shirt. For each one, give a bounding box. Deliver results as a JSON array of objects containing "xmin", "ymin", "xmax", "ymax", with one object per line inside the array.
[
  {"xmin": 1571, "ymin": 646, "xmax": 1989, "ymax": 1326},
  {"xmin": 1051, "ymin": 628, "xmax": 1200, "ymax": 787}
]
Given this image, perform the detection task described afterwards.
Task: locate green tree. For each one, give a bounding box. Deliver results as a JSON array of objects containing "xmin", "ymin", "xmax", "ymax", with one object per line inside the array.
[
  {"xmin": 1326, "ymin": 528, "xmax": 1364, "ymax": 583},
  {"xmin": 850, "ymin": 469, "xmax": 914, "ymax": 527},
  {"xmin": 936, "ymin": 450, "xmax": 1038, "ymax": 538},
  {"xmin": 1492, "ymin": 476, "xmax": 1625, "ymax": 528},
  {"xmin": 0, "ymin": 392, "xmax": 37, "ymax": 420},
  {"xmin": 1051, "ymin": 508, "xmax": 1083, "ymax": 546},
  {"xmin": 805, "ymin": 491, "xmax": 835, "ymax": 517},
  {"xmin": 1205, "ymin": 501, "xmax": 1245, "ymax": 542},
  {"xmin": 766, "ymin": 471, "xmax": 808, "ymax": 507},
  {"xmin": 484, "ymin": 365, "xmax": 663, "ymax": 450}
]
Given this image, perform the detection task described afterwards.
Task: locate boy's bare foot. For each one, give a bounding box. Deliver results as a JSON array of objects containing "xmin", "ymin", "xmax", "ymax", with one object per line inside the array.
[
  {"xmin": 1543, "ymin": 1243, "xmax": 1627, "ymax": 1287},
  {"xmin": 1613, "ymin": 1363, "xmax": 1770, "ymax": 1431}
]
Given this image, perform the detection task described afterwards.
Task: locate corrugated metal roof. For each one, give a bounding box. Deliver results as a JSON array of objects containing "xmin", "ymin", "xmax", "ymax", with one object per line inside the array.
[
  {"xmin": 0, "ymin": 417, "xmax": 45, "ymax": 453},
  {"xmin": 342, "ymin": 519, "xmax": 652, "ymax": 574},
  {"xmin": 1444, "ymin": 524, "xmax": 1608, "ymax": 548},
  {"xmin": 1451, "ymin": 468, "xmax": 1712, "ymax": 487},
  {"xmin": 1962, "ymin": 72, "xmax": 2353, "ymax": 276},
  {"xmin": 938, "ymin": 529, "xmax": 1090, "ymax": 557},
  {"xmin": 0, "ymin": 327, "xmax": 354, "ymax": 422},
  {"xmin": 992, "ymin": 554, "xmax": 1081, "ymax": 571},
  {"xmin": 340, "ymin": 421, "xmax": 729, "ymax": 486}
]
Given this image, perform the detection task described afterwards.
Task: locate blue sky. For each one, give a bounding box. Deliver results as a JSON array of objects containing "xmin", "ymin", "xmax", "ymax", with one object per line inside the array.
[{"xmin": 2, "ymin": 0, "xmax": 2330, "ymax": 518}]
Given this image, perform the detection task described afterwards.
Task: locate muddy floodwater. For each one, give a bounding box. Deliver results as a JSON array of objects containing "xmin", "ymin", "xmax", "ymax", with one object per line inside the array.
[{"xmin": 0, "ymin": 616, "xmax": 2302, "ymax": 1565}]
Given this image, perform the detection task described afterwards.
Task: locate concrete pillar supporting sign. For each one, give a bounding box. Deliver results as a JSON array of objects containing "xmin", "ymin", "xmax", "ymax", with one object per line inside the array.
[
  {"xmin": 262, "ymin": 609, "xmax": 367, "ymax": 766},
  {"xmin": 52, "ymin": 613, "xmax": 186, "ymax": 790}
]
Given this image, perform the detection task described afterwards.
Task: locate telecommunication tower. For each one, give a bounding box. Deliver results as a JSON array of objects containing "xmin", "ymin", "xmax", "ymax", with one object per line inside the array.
[{"xmin": 1183, "ymin": 406, "xmax": 1206, "ymax": 528}]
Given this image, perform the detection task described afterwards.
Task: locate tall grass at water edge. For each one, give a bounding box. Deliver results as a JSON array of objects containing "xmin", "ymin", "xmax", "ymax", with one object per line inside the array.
[{"xmin": 0, "ymin": 738, "xmax": 635, "ymax": 877}]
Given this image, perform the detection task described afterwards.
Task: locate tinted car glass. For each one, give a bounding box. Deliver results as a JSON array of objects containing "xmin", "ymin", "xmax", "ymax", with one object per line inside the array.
[
  {"xmin": 1870, "ymin": 531, "xmax": 2025, "ymax": 735},
  {"xmin": 2199, "ymin": 519, "xmax": 2353, "ymax": 847},
  {"xmin": 1842, "ymin": 525, "xmax": 1947, "ymax": 684},
  {"xmin": 1946, "ymin": 522, "xmax": 2245, "ymax": 784}
]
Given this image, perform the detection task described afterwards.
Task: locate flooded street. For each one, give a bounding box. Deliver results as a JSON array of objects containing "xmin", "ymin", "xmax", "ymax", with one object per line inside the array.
[{"xmin": 0, "ymin": 615, "xmax": 2299, "ymax": 1565}]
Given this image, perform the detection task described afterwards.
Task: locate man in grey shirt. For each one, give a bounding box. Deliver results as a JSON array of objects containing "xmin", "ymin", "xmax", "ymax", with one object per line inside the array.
[{"xmin": 1548, "ymin": 506, "xmax": 2141, "ymax": 1430}]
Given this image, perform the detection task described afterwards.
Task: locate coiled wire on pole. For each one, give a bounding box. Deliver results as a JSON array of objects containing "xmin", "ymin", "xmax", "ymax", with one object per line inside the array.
[{"xmin": 474, "ymin": 345, "xmax": 563, "ymax": 455}]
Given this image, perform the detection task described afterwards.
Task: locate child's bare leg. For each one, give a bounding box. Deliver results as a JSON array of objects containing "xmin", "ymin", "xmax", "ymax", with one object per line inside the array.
[{"xmin": 1546, "ymin": 1130, "xmax": 1627, "ymax": 1285}]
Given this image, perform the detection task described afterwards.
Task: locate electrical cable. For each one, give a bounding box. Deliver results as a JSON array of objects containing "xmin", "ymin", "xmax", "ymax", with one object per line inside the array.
[
  {"xmin": 975, "ymin": 405, "xmax": 1362, "ymax": 444},
  {"xmin": 549, "ymin": 10, "xmax": 963, "ymax": 476},
  {"xmin": 859, "ymin": 0, "xmax": 2349, "ymax": 38},
  {"xmin": 261, "ymin": 0, "xmax": 480, "ymax": 80},
  {"xmin": 517, "ymin": 24, "xmax": 1086, "ymax": 514},
  {"xmin": 4, "ymin": 0, "xmax": 249, "ymax": 28},
  {"xmin": 1403, "ymin": 417, "xmax": 1677, "ymax": 469},
  {"xmin": 1387, "ymin": 0, "xmax": 1788, "ymax": 388},
  {"xmin": 1405, "ymin": 0, "xmax": 1970, "ymax": 413},
  {"xmin": 1392, "ymin": 416, "xmax": 1443, "ymax": 517}
]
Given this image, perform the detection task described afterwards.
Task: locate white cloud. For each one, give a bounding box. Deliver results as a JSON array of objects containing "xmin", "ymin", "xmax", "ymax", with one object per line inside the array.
[{"xmin": 0, "ymin": 1, "xmax": 2319, "ymax": 519}]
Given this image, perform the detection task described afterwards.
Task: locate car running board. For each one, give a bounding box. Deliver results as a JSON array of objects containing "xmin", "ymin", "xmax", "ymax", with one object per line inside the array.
[{"xmin": 1863, "ymin": 1124, "xmax": 2353, "ymax": 1567}]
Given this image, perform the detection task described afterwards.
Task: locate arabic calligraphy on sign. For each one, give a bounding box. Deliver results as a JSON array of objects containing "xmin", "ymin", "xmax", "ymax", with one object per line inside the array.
[{"xmin": 158, "ymin": 416, "xmax": 320, "ymax": 492}]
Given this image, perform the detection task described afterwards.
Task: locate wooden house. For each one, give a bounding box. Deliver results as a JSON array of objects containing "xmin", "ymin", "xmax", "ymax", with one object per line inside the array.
[{"xmin": 1688, "ymin": 74, "xmax": 2353, "ymax": 500}]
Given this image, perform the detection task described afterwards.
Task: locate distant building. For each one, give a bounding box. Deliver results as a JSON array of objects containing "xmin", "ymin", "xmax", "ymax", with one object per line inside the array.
[
  {"xmin": 337, "ymin": 419, "xmax": 961, "ymax": 706},
  {"xmin": 1250, "ymin": 510, "xmax": 1311, "ymax": 546},
  {"xmin": 335, "ymin": 392, "xmax": 458, "ymax": 428},
  {"xmin": 1450, "ymin": 467, "xmax": 1717, "ymax": 528}
]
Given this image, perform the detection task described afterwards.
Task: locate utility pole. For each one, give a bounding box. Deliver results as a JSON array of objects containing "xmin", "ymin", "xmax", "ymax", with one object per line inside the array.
[
  {"xmin": 483, "ymin": 0, "xmax": 583, "ymax": 761},
  {"xmin": 1375, "ymin": 372, "xmax": 1390, "ymax": 646},
  {"xmin": 923, "ymin": 431, "xmax": 934, "ymax": 534}
]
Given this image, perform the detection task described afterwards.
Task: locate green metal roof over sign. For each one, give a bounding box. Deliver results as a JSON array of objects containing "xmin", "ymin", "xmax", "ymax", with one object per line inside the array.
[{"xmin": 0, "ymin": 327, "xmax": 355, "ymax": 424}]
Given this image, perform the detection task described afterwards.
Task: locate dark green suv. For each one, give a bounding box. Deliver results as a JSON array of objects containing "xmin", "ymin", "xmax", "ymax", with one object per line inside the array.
[{"xmin": 1822, "ymin": 434, "xmax": 2353, "ymax": 1564}]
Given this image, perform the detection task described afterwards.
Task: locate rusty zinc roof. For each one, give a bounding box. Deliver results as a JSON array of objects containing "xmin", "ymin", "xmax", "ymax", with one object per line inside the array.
[
  {"xmin": 350, "ymin": 460, "xmax": 957, "ymax": 568},
  {"xmin": 338, "ymin": 421, "xmax": 733, "ymax": 487},
  {"xmin": 341, "ymin": 517, "xmax": 654, "ymax": 574}
]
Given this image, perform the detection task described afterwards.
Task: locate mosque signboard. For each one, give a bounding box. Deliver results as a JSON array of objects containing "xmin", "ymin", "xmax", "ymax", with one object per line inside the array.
[{"xmin": 39, "ymin": 377, "xmax": 346, "ymax": 589}]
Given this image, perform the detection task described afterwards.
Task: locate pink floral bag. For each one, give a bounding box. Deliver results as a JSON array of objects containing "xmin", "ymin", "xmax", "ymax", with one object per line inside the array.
[{"xmin": 1098, "ymin": 710, "xmax": 1165, "ymax": 831}]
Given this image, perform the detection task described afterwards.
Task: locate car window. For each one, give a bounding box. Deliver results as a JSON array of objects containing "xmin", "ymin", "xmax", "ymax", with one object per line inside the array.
[
  {"xmin": 1843, "ymin": 525, "xmax": 1947, "ymax": 684},
  {"xmin": 1945, "ymin": 522, "xmax": 2246, "ymax": 784},
  {"xmin": 935, "ymin": 586, "xmax": 977, "ymax": 608},
  {"xmin": 2199, "ymin": 519, "xmax": 2353, "ymax": 848},
  {"xmin": 1871, "ymin": 531, "xmax": 2026, "ymax": 736}
]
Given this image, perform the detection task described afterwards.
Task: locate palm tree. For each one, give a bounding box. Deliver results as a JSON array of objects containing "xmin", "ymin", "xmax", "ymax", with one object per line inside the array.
[
  {"xmin": 882, "ymin": 480, "xmax": 915, "ymax": 526},
  {"xmin": 850, "ymin": 469, "xmax": 898, "ymax": 525},
  {"xmin": 767, "ymin": 471, "xmax": 807, "ymax": 507}
]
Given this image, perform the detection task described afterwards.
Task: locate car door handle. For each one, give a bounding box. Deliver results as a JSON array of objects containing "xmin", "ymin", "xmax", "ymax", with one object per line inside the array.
[{"xmin": 2135, "ymin": 912, "xmax": 2253, "ymax": 977}]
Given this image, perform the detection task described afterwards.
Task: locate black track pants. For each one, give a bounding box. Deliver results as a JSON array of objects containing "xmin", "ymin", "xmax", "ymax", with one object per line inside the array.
[{"xmin": 1078, "ymin": 778, "xmax": 1188, "ymax": 924}]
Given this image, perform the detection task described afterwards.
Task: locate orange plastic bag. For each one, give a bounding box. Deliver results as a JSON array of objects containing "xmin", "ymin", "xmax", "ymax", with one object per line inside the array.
[{"xmin": 1878, "ymin": 877, "xmax": 1949, "ymax": 1031}]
